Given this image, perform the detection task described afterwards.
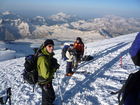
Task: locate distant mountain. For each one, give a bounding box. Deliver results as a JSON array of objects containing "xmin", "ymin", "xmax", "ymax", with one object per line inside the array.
[
  {"xmin": 0, "ymin": 11, "xmax": 50, "ymax": 40},
  {"xmin": 69, "ymin": 15, "xmax": 140, "ymax": 37},
  {"xmin": 0, "ymin": 11, "xmax": 140, "ymax": 41},
  {"xmin": 30, "ymin": 16, "xmax": 47, "ymax": 25},
  {"xmin": 1, "ymin": 11, "xmax": 22, "ymax": 20},
  {"xmin": 47, "ymin": 12, "xmax": 79, "ymax": 25},
  {"xmin": 0, "ymin": 11, "xmax": 80, "ymax": 41},
  {"xmin": 0, "ymin": 11, "xmax": 30, "ymax": 40}
]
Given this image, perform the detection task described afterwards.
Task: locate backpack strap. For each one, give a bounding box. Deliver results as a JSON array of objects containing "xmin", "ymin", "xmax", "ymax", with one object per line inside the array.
[
  {"xmin": 118, "ymin": 73, "xmax": 134, "ymax": 105},
  {"xmin": 111, "ymin": 71, "xmax": 140, "ymax": 105},
  {"xmin": 38, "ymin": 53, "xmax": 48, "ymax": 58},
  {"xmin": 118, "ymin": 85, "xmax": 125, "ymax": 105}
]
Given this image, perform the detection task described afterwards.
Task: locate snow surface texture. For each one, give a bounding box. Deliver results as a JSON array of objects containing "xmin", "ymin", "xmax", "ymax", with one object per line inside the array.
[{"xmin": 0, "ymin": 33, "xmax": 139, "ymax": 105}]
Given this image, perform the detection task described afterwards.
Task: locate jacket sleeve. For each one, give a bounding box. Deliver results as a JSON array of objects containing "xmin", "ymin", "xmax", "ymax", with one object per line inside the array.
[
  {"xmin": 51, "ymin": 58, "xmax": 60, "ymax": 70},
  {"xmin": 81, "ymin": 44, "xmax": 84, "ymax": 55},
  {"xmin": 73, "ymin": 42, "xmax": 77, "ymax": 49},
  {"xmin": 66, "ymin": 51, "xmax": 73, "ymax": 62},
  {"xmin": 37, "ymin": 56, "xmax": 50, "ymax": 79}
]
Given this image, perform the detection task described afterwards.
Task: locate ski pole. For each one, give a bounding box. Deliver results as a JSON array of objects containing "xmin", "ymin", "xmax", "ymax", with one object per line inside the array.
[
  {"xmin": 7, "ymin": 88, "xmax": 11, "ymax": 105},
  {"xmin": 56, "ymin": 58, "xmax": 63, "ymax": 105},
  {"xmin": 56, "ymin": 72, "xmax": 63, "ymax": 105},
  {"xmin": 84, "ymin": 46, "xmax": 87, "ymax": 55}
]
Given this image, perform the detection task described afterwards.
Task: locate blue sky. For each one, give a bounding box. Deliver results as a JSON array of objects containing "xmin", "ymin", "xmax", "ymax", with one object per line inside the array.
[{"xmin": 0, "ymin": 0, "xmax": 140, "ymax": 18}]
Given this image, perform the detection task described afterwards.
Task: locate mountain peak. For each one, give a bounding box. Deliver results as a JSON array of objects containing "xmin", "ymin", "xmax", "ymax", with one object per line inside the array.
[
  {"xmin": 2, "ymin": 11, "xmax": 13, "ymax": 15},
  {"xmin": 49, "ymin": 12, "xmax": 73, "ymax": 21},
  {"xmin": 34, "ymin": 16, "xmax": 45, "ymax": 19},
  {"xmin": 56, "ymin": 12, "xmax": 70, "ymax": 17},
  {"xmin": 48, "ymin": 12, "xmax": 78, "ymax": 24}
]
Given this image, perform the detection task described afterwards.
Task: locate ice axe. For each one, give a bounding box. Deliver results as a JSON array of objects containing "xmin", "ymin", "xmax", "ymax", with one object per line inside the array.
[{"xmin": 0, "ymin": 87, "xmax": 11, "ymax": 105}]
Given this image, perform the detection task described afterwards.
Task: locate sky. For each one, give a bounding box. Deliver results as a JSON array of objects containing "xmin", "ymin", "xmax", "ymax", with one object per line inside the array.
[{"xmin": 0, "ymin": 0, "xmax": 140, "ymax": 18}]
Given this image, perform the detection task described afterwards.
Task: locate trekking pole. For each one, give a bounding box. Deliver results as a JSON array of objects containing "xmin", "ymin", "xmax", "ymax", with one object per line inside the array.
[
  {"xmin": 57, "ymin": 76, "xmax": 63, "ymax": 105},
  {"xmin": 84, "ymin": 46, "xmax": 87, "ymax": 55},
  {"xmin": 7, "ymin": 88, "xmax": 11, "ymax": 105},
  {"xmin": 56, "ymin": 58, "xmax": 63, "ymax": 105},
  {"xmin": 0, "ymin": 88, "xmax": 12, "ymax": 105}
]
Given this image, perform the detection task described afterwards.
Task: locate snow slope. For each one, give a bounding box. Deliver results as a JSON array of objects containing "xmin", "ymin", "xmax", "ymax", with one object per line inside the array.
[{"xmin": 0, "ymin": 32, "xmax": 139, "ymax": 105}]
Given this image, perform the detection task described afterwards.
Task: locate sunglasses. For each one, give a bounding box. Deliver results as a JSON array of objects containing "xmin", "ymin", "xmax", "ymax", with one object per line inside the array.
[{"xmin": 47, "ymin": 45, "xmax": 54, "ymax": 48}]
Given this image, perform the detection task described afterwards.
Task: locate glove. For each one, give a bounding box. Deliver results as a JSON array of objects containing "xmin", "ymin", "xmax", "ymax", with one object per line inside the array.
[
  {"xmin": 43, "ymin": 83, "xmax": 52, "ymax": 91},
  {"xmin": 51, "ymin": 58, "xmax": 60, "ymax": 69}
]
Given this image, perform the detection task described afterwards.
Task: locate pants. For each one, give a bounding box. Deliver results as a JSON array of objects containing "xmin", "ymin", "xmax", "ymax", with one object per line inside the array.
[
  {"xmin": 124, "ymin": 91, "xmax": 140, "ymax": 105},
  {"xmin": 66, "ymin": 62, "xmax": 72, "ymax": 73},
  {"xmin": 76, "ymin": 52, "xmax": 83, "ymax": 62},
  {"xmin": 40, "ymin": 81, "xmax": 55, "ymax": 105}
]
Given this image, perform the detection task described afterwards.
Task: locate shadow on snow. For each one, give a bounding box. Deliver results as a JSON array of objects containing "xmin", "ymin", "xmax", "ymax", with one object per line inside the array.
[{"xmin": 60, "ymin": 42, "xmax": 130, "ymax": 104}]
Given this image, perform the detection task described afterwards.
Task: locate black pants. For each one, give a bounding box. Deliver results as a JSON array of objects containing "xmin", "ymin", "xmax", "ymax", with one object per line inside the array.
[
  {"xmin": 40, "ymin": 82, "xmax": 55, "ymax": 105},
  {"xmin": 76, "ymin": 52, "xmax": 83, "ymax": 62},
  {"xmin": 66, "ymin": 62, "xmax": 72, "ymax": 73}
]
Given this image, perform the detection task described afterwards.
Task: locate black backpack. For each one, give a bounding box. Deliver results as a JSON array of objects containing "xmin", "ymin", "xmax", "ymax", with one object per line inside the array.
[
  {"xmin": 23, "ymin": 55, "xmax": 38, "ymax": 85},
  {"xmin": 111, "ymin": 70, "xmax": 140, "ymax": 105},
  {"xmin": 23, "ymin": 48, "xmax": 42, "ymax": 86},
  {"xmin": 82, "ymin": 55, "xmax": 94, "ymax": 61}
]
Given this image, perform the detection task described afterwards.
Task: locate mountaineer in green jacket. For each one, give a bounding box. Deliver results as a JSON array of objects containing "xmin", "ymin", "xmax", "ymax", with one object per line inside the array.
[{"xmin": 37, "ymin": 39, "xmax": 59, "ymax": 105}]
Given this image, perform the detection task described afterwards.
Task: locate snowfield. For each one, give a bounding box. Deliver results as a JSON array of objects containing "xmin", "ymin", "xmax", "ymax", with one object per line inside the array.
[{"xmin": 0, "ymin": 32, "xmax": 139, "ymax": 105}]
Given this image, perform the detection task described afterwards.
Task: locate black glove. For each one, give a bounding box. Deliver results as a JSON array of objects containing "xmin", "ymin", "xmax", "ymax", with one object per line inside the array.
[{"xmin": 51, "ymin": 58, "xmax": 60, "ymax": 69}]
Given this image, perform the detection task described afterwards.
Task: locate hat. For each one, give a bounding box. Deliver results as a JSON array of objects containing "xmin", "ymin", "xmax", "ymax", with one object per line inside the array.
[
  {"xmin": 64, "ymin": 42, "xmax": 70, "ymax": 46},
  {"xmin": 44, "ymin": 39, "xmax": 54, "ymax": 47},
  {"xmin": 70, "ymin": 44, "xmax": 74, "ymax": 46},
  {"xmin": 69, "ymin": 44, "xmax": 74, "ymax": 49},
  {"xmin": 76, "ymin": 37, "xmax": 81, "ymax": 41}
]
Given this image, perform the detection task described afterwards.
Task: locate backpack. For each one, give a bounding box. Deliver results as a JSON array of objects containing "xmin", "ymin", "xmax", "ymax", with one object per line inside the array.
[
  {"xmin": 111, "ymin": 70, "xmax": 140, "ymax": 105},
  {"xmin": 82, "ymin": 55, "xmax": 94, "ymax": 61},
  {"xmin": 23, "ymin": 55, "xmax": 38, "ymax": 85},
  {"xmin": 62, "ymin": 44, "xmax": 70, "ymax": 60},
  {"xmin": 23, "ymin": 48, "xmax": 42, "ymax": 86},
  {"xmin": 129, "ymin": 32, "xmax": 140, "ymax": 66}
]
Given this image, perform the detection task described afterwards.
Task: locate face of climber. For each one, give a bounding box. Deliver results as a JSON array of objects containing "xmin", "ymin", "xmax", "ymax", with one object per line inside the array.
[
  {"xmin": 45, "ymin": 44, "xmax": 54, "ymax": 53},
  {"xmin": 76, "ymin": 39, "xmax": 80, "ymax": 43}
]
